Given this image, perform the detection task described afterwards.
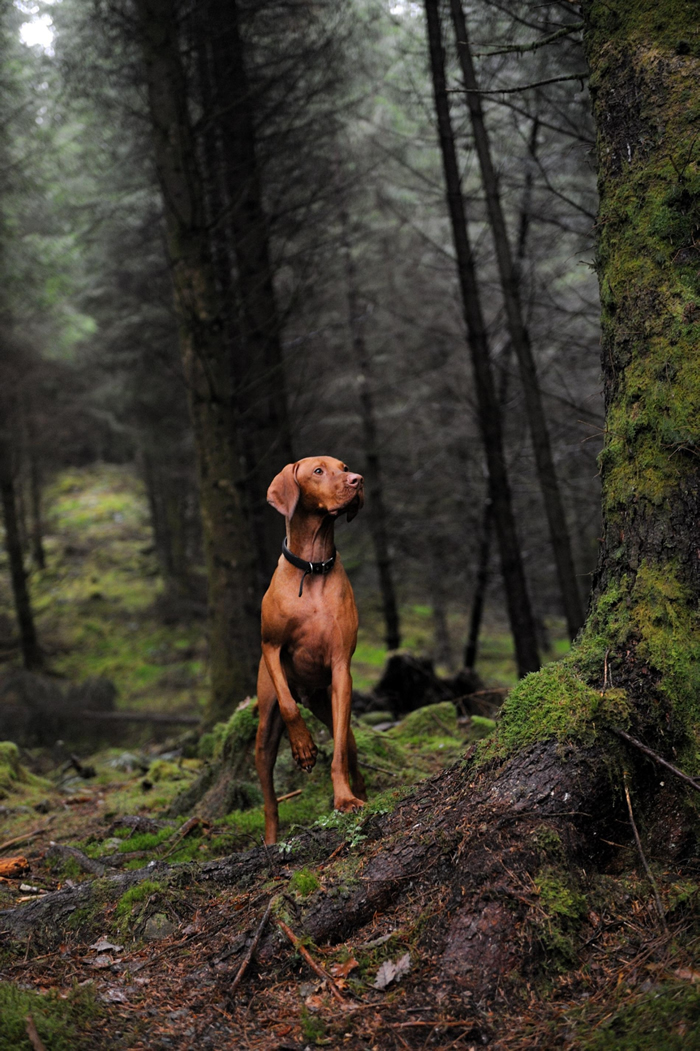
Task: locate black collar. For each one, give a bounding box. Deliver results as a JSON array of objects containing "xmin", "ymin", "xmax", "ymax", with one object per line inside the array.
[{"xmin": 282, "ymin": 537, "xmax": 336, "ymax": 597}]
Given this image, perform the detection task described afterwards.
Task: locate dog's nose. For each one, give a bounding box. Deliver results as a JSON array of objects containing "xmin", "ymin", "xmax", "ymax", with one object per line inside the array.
[{"xmin": 347, "ymin": 473, "xmax": 362, "ymax": 488}]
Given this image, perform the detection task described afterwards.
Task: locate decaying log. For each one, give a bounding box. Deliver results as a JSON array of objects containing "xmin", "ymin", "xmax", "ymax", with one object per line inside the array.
[
  {"xmin": 0, "ymin": 828, "xmax": 342, "ymax": 942},
  {"xmin": 0, "ymin": 856, "xmax": 30, "ymax": 879}
]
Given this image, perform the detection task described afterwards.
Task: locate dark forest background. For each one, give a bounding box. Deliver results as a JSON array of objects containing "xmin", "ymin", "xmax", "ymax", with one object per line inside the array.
[{"xmin": 0, "ymin": 0, "xmax": 601, "ymax": 726}]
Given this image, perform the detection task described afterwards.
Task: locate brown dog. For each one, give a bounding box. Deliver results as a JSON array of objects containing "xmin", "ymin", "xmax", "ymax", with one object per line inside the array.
[{"xmin": 255, "ymin": 456, "xmax": 367, "ymax": 844}]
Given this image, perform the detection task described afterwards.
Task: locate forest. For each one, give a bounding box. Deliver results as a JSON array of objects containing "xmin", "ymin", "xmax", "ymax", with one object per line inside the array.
[{"xmin": 0, "ymin": 0, "xmax": 699, "ymax": 1047}]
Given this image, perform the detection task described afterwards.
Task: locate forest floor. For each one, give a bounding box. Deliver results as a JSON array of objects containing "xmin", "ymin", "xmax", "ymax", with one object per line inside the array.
[{"xmin": 0, "ymin": 467, "xmax": 698, "ymax": 1049}]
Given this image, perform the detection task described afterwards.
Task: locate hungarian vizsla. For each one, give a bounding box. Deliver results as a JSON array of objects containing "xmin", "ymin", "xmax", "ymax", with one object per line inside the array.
[{"xmin": 255, "ymin": 456, "xmax": 367, "ymax": 844}]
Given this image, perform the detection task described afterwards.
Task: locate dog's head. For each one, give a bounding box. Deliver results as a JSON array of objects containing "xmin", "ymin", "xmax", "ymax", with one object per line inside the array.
[{"xmin": 267, "ymin": 457, "xmax": 364, "ymax": 521}]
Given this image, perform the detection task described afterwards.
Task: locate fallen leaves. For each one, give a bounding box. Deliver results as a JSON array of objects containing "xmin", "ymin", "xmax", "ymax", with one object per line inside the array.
[{"xmin": 373, "ymin": 952, "xmax": 411, "ymax": 990}]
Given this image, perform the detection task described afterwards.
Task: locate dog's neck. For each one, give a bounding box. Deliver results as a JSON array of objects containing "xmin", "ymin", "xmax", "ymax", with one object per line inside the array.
[{"xmin": 286, "ymin": 513, "xmax": 336, "ymax": 564}]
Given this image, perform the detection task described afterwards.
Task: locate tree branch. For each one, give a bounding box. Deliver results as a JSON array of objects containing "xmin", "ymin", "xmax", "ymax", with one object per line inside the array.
[
  {"xmin": 473, "ymin": 22, "xmax": 583, "ymax": 57},
  {"xmin": 450, "ymin": 72, "xmax": 589, "ymax": 95}
]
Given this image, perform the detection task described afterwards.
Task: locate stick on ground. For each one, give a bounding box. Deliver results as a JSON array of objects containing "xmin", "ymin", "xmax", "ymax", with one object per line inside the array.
[
  {"xmin": 230, "ymin": 898, "xmax": 274, "ymax": 996},
  {"xmin": 25, "ymin": 1015, "xmax": 47, "ymax": 1051},
  {"xmin": 277, "ymin": 920, "xmax": 346, "ymax": 1004},
  {"xmin": 623, "ymin": 772, "xmax": 668, "ymax": 934}
]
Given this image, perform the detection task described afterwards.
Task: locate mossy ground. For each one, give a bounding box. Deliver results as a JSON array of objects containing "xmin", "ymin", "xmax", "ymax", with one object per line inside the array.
[
  {"xmin": 0, "ymin": 982, "xmax": 103, "ymax": 1051},
  {"xmin": 0, "ymin": 465, "xmax": 208, "ymax": 716}
]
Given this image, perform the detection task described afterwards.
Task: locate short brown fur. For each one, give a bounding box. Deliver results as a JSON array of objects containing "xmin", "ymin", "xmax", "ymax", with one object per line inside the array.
[{"xmin": 255, "ymin": 456, "xmax": 367, "ymax": 844}]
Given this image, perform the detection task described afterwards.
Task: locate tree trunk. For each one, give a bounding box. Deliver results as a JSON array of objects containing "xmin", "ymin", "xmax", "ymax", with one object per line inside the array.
[
  {"xmin": 464, "ymin": 120, "xmax": 538, "ymax": 669},
  {"xmin": 136, "ymin": 0, "xmax": 260, "ymax": 724},
  {"xmin": 449, "ymin": 0, "xmax": 584, "ymax": 641},
  {"xmin": 207, "ymin": 0, "xmax": 294, "ymax": 585},
  {"xmin": 341, "ymin": 208, "xmax": 401, "ymax": 652},
  {"xmin": 424, "ymin": 0, "xmax": 540, "ymax": 677},
  {"xmin": 0, "ymin": 429, "xmax": 41, "ymax": 670},
  {"xmin": 464, "ymin": 497, "xmax": 492, "ymax": 668},
  {"xmin": 575, "ymin": 0, "xmax": 700, "ymax": 749},
  {"xmin": 142, "ymin": 449, "xmax": 192, "ymax": 601}
]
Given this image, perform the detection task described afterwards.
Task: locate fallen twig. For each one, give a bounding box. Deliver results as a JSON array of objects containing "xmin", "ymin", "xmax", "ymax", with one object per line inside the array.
[
  {"xmin": 623, "ymin": 772, "xmax": 668, "ymax": 934},
  {"xmin": 430, "ymin": 710, "xmax": 455, "ymax": 736},
  {"xmin": 230, "ymin": 898, "xmax": 275, "ymax": 996},
  {"xmin": 0, "ymin": 824, "xmax": 52, "ymax": 854},
  {"xmin": 25, "ymin": 1015, "xmax": 47, "ymax": 1051},
  {"xmin": 359, "ymin": 761, "xmax": 400, "ymax": 777},
  {"xmin": 613, "ymin": 729, "xmax": 700, "ymax": 793},
  {"xmin": 387, "ymin": 1020, "xmax": 472, "ymax": 1028},
  {"xmin": 277, "ymin": 920, "xmax": 346, "ymax": 1003},
  {"xmin": 276, "ymin": 789, "xmax": 303, "ymax": 803}
]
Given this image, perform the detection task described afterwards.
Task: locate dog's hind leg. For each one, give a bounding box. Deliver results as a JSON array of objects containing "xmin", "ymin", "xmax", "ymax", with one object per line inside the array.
[
  {"xmin": 347, "ymin": 726, "xmax": 368, "ymax": 802},
  {"xmin": 255, "ymin": 658, "xmax": 286, "ymax": 844}
]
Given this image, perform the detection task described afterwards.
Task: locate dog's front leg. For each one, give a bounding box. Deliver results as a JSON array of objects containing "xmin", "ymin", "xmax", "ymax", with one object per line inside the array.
[
  {"xmin": 261, "ymin": 643, "xmax": 318, "ymax": 771},
  {"xmin": 330, "ymin": 662, "xmax": 365, "ymax": 813}
]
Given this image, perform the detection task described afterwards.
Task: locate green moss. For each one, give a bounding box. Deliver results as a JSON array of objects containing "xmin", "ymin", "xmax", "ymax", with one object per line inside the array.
[
  {"xmin": 580, "ymin": 982, "xmax": 700, "ymax": 1050},
  {"xmin": 479, "ymin": 660, "xmax": 628, "ymax": 762},
  {"xmin": 532, "ymin": 867, "xmax": 587, "ymax": 970},
  {"xmin": 290, "ymin": 867, "xmax": 320, "ymax": 897},
  {"xmin": 114, "ymin": 878, "xmax": 165, "ymax": 920},
  {"xmin": 0, "ymin": 741, "xmax": 51, "ymax": 799},
  {"xmin": 388, "ymin": 701, "xmax": 458, "ymax": 743},
  {"xmin": 207, "ymin": 700, "xmax": 259, "ymax": 762},
  {"xmin": 481, "ymin": 559, "xmax": 700, "ymax": 767},
  {"xmin": 147, "ymin": 759, "xmax": 184, "ymax": 783},
  {"xmin": 0, "ymin": 982, "xmax": 101, "ymax": 1051}
]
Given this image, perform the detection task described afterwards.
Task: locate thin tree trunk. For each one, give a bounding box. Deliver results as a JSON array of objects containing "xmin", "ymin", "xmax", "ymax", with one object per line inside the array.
[
  {"xmin": 0, "ymin": 431, "xmax": 41, "ymax": 670},
  {"xmin": 27, "ymin": 448, "xmax": 45, "ymax": 570},
  {"xmin": 464, "ymin": 118, "xmax": 538, "ymax": 668},
  {"xmin": 340, "ymin": 208, "xmax": 401, "ymax": 652},
  {"xmin": 464, "ymin": 497, "xmax": 492, "ymax": 669},
  {"xmin": 424, "ymin": 0, "xmax": 539, "ymax": 677},
  {"xmin": 430, "ymin": 546, "xmax": 453, "ymax": 670},
  {"xmin": 136, "ymin": 0, "xmax": 260, "ymax": 725},
  {"xmin": 449, "ymin": 0, "xmax": 584, "ymax": 640}
]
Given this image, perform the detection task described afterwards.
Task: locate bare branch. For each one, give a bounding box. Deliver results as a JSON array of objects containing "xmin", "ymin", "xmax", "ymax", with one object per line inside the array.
[{"xmin": 473, "ymin": 22, "xmax": 584, "ymax": 56}]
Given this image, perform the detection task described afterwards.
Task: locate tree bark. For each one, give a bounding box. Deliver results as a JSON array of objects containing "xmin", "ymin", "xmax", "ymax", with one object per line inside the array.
[
  {"xmin": 0, "ymin": 427, "xmax": 41, "ymax": 670},
  {"xmin": 340, "ymin": 208, "xmax": 401, "ymax": 652},
  {"xmin": 136, "ymin": 0, "xmax": 260, "ymax": 724},
  {"xmin": 207, "ymin": 0, "xmax": 294, "ymax": 585},
  {"xmin": 576, "ymin": 0, "xmax": 700, "ymax": 749},
  {"xmin": 464, "ymin": 119, "xmax": 538, "ymax": 668},
  {"xmin": 449, "ymin": 0, "xmax": 584, "ymax": 641},
  {"xmin": 424, "ymin": 0, "xmax": 540, "ymax": 677}
]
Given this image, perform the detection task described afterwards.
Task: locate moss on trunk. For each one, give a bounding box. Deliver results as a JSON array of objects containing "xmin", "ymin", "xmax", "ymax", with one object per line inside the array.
[{"xmin": 483, "ymin": 2, "xmax": 700, "ymax": 774}]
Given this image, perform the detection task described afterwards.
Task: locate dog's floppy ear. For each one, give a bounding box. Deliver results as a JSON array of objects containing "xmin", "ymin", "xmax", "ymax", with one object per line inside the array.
[
  {"xmin": 267, "ymin": 463, "xmax": 300, "ymax": 518},
  {"xmin": 346, "ymin": 488, "xmax": 364, "ymax": 523}
]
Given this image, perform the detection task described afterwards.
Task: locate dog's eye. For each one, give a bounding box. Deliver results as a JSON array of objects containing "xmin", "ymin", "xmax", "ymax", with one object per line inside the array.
[
  {"xmin": 343, "ymin": 465, "xmax": 349, "ymax": 472},
  {"xmin": 314, "ymin": 468, "xmax": 323, "ymax": 475}
]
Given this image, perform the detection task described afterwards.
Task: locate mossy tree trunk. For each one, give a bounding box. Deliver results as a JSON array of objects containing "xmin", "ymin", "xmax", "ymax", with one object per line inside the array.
[{"xmin": 578, "ymin": 0, "xmax": 700, "ymax": 754}]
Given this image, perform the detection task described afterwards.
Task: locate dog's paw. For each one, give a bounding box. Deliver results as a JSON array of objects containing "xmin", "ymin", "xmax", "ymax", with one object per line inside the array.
[
  {"xmin": 291, "ymin": 733, "xmax": 318, "ymax": 772},
  {"xmin": 334, "ymin": 795, "xmax": 365, "ymax": 814}
]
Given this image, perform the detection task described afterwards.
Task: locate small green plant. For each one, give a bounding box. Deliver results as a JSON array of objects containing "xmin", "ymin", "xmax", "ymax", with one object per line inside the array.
[{"xmin": 300, "ymin": 1007, "xmax": 326, "ymax": 1044}]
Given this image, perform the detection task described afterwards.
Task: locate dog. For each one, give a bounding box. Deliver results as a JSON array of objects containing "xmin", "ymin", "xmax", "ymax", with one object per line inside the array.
[{"xmin": 254, "ymin": 456, "xmax": 367, "ymax": 844}]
